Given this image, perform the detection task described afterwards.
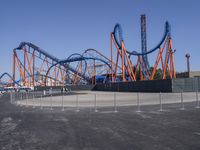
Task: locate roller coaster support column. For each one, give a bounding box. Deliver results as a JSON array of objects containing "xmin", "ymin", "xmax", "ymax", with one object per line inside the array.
[
  {"xmin": 13, "ymin": 49, "xmax": 16, "ymax": 87},
  {"xmin": 33, "ymin": 50, "xmax": 35, "ymax": 87},
  {"xmin": 110, "ymin": 33, "xmax": 114, "ymax": 82},
  {"xmin": 150, "ymin": 36, "xmax": 176, "ymax": 80},
  {"xmin": 122, "ymin": 42, "xmax": 136, "ymax": 81},
  {"xmin": 150, "ymin": 41, "xmax": 167, "ymax": 80},
  {"xmin": 121, "ymin": 41, "xmax": 125, "ymax": 81},
  {"xmin": 93, "ymin": 59, "xmax": 96, "ymax": 84},
  {"xmin": 23, "ymin": 48, "xmax": 26, "ymax": 86},
  {"xmin": 162, "ymin": 37, "xmax": 176, "ymax": 79}
]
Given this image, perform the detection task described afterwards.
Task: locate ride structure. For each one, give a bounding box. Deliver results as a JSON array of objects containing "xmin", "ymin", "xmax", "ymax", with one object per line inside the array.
[
  {"xmin": 12, "ymin": 42, "xmax": 66, "ymax": 87},
  {"xmin": 44, "ymin": 49, "xmax": 112, "ymax": 86},
  {"xmin": 140, "ymin": 14, "xmax": 150, "ymax": 78},
  {"xmin": 0, "ymin": 72, "xmax": 21, "ymax": 87},
  {"xmin": 0, "ymin": 15, "xmax": 176, "ymax": 88},
  {"xmin": 10, "ymin": 42, "xmax": 112, "ymax": 87},
  {"xmin": 110, "ymin": 15, "xmax": 176, "ymax": 82}
]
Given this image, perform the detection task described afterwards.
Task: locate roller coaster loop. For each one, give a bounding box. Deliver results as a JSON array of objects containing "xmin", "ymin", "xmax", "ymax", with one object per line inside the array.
[{"xmin": 110, "ymin": 21, "xmax": 176, "ymax": 82}]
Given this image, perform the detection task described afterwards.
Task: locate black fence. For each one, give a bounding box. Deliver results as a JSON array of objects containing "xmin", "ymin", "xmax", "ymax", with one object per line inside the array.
[
  {"xmin": 93, "ymin": 77, "xmax": 200, "ymax": 93},
  {"xmin": 34, "ymin": 78, "xmax": 200, "ymax": 93},
  {"xmin": 66, "ymin": 84, "xmax": 95, "ymax": 91}
]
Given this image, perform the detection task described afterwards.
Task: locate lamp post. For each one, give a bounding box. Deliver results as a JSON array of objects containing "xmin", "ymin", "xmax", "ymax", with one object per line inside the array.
[{"xmin": 185, "ymin": 53, "xmax": 190, "ymax": 74}]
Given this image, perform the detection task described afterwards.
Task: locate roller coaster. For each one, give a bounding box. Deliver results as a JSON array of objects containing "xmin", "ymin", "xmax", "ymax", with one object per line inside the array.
[
  {"xmin": 110, "ymin": 16, "xmax": 176, "ymax": 82},
  {"xmin": 0, "ymin": 15, "xmax": 176, "ymax": 88}
]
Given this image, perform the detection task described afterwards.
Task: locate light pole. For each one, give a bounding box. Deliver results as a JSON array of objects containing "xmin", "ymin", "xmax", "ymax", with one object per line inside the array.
[{"xmin": 185, "ymin": 53, "xmax": 190, "ymax": 74}]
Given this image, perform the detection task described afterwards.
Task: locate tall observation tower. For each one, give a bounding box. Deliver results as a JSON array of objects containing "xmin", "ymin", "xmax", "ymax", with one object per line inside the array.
[{"xmin": 140, "ymin": 14, "xmax": 150, "ymax": 75}]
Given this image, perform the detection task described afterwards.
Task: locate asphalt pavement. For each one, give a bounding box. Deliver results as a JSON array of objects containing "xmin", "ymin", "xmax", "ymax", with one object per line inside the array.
[{"xmin": 1, "ymin": 93, "xmax": 200, "ymax": 150}]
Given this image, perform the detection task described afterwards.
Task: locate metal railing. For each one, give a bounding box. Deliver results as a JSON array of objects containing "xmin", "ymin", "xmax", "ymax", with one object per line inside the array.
[{"xmin": 9, "ymin": 91, "xmax": 200, "ymax": 112}]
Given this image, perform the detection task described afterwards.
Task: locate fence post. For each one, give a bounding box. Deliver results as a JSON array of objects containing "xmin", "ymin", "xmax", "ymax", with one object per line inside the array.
[
  {"xmin": 15, "ymin": 92, "xmax": 17, "ymax": 105},
  {"xmin": 114, "ymin": 92, "xmax": 118, "ymax": 112},
  {"xmin": 50, "ymin": 94, "xmax": 53, "ymax": 110},
  {"xmin": 136, "ymin": 92, "xmax": 141, "ymax": 112},
  {"xmin": 76, "ymin": 95, "xmax": 79, "ymax": 112},
  {"xmin": 12, "ymin": 91, "xmax": 15, "ymax": 104},
  {"xmin": 25, "ymin": 91, "xmax": 28, "ymax": 107},
  {"xmin": 94, "ymin": 94, "xmax": 98, "ymax": 112},
  {"xmin": 20, "ymin": 92, "xmax": 22, "ymax": 106},
  {"xmin": 159, "ymin": 92, "xmax": 163, "ymax": 111},
  {"xmin": 14, "ymin": 91, "xmax": 16, "ymax": 103},
  {"xmin": 17, "ymin": 92, "xmax": 20, "ymax": 105},
  {"xmin": 61, "ymin": 93, "xmax": 64, "ymax": 111},
  {"xmin": 32, "ymin": 91, "xmax": 35, "ymax": 108},
  {"xmin": 10, "ymin": 92, "xmax": 13, "ymax": 104},
  {"xmin": 14, "ymin": 92, "xmax": 17, "ymax": 105},
  {"xmin": 14, "ymin": 92, "xmax": 16, "ymax": 105},
  {"xmin": 180, "ymin": 91, "xmax": 185, "ymax": 110},
  {"xmin": 14, "ymin": 92, "xmax": 16, "ymax": 104},
  {"xmin": 196, "ymin": 91, "xmax": 199, "ymax": 108},
  {"xmin": 40, "ymin": 91, "xmax": 43, "ymax": 109}
]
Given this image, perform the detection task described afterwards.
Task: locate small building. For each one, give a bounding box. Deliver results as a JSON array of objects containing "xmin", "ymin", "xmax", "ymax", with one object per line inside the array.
[{"xmin": 176, "ymin": 71, "xmax": 200, "ymax": 78}]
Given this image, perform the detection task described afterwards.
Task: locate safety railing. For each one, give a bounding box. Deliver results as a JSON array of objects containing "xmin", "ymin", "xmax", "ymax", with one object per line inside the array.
[{"xmin": 9, "ymin": 91, "xmax": 200, "ymax": 112}]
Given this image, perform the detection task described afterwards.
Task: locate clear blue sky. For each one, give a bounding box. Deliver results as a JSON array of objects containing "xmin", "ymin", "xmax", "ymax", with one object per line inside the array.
[{"xmin": 0, "ymin": 0, "xmax": 200, "ymax": 75}]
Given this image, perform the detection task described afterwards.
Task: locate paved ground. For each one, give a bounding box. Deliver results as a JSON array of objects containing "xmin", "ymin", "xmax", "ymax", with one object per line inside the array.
[{"xmin": 1, "ymin": 93, "xmax": 200, "ymax": 150}]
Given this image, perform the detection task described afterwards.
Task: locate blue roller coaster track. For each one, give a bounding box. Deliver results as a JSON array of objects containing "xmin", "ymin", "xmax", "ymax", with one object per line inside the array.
[
  {"xmin": 113, "ymin": 21, "xmax": 171, "ymax": 56},
  {"xmin": 1, "ymin": 20, "xmax": 172, "ymax": 86},
  {"xmin": 15, "ymin": 42, "xmax": 93, "ymax": 83},
  {"xmin": 2, "ymin": 42, "xmax": 112, "ymax": 86},
  {"xmin": 112, "ymin": 21, "xmax": 171, "ymax": 79},
  {"xmin": 45, "ymin": 52, "xmax": 112, "ymax": 85},
  {"xmin": 0, "ymin": 72, "xmax": 21, "ymax": 86},
  {"xmin": 16, "ymin": 42, "xmax": 60, "ymax": 62}
]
